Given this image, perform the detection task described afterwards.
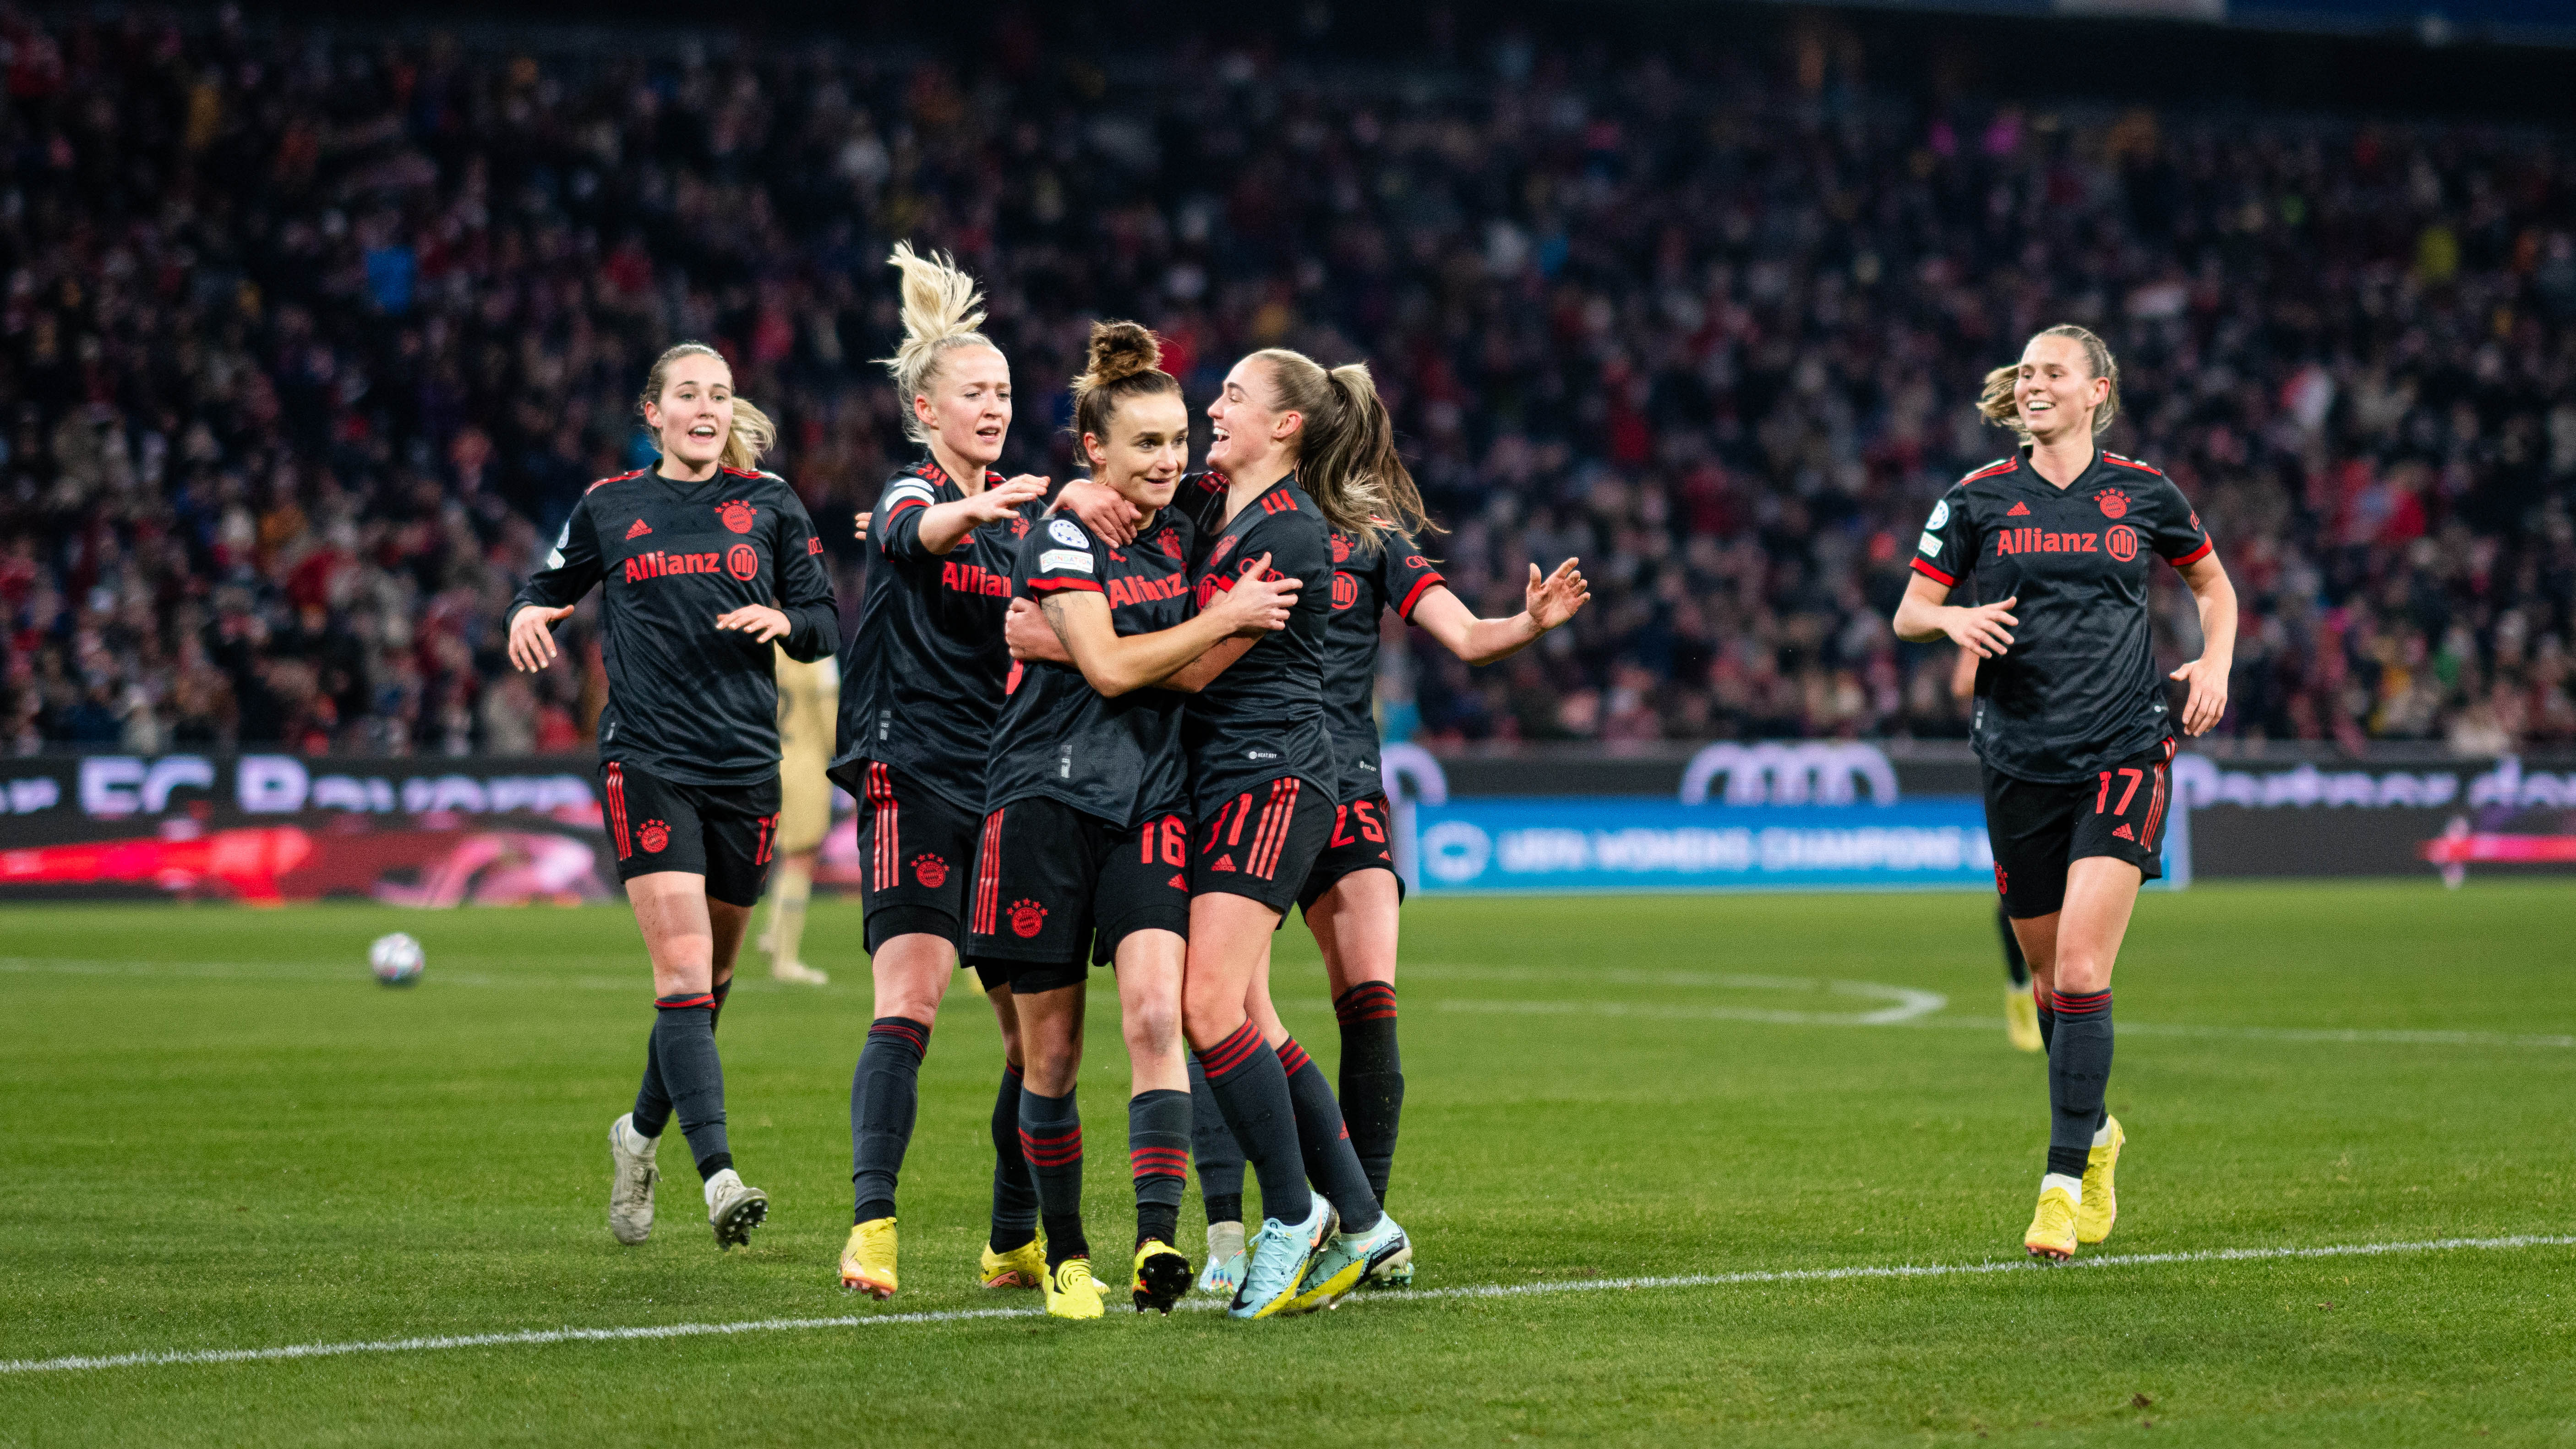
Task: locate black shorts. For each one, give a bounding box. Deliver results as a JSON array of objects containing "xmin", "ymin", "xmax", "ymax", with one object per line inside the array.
[
  {"xmin": 599, "ymin": 760, "xmax": 780, "ymax": 908},
  {"xmin": 1985, "ymin": 738, "xmax": 2176, "ymax": 919},
  {"xmin": 830, "ymin": 759, "xmax": 982, "ymax": 954},
  {"xmin": 1190, "ymin": 776, "xmax": 1336, "ymax": 915},
  {"xmin": 964, "ymin": 796, "xmax": 1192, "ymax": 993},
  {"xmin": 1297, "ymin": 791, "xmax": 1406, "ymax": 913}
]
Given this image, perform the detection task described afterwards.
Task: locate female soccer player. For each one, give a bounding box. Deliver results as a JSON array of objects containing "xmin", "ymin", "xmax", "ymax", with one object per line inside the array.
[
  {"xmin": 828, "ymin": 244, "xmax": 1054, "ymax": 1299},
  {"xmin": 1894, "ymin": 324, "xmax": 2236, "ymax": 1261},
  {"xmin": 506, "ymin": 342, "xmax": 837, "ymax": 1251},
  {"xmin": 971, "ymin": 322, "xmax": 1300, "ymax": 1318}
]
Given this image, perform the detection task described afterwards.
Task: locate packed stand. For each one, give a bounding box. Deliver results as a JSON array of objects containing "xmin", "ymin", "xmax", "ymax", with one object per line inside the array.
[{"xmin": 3, "ymin": 9, "xmax": 2572, "ymax": 757}]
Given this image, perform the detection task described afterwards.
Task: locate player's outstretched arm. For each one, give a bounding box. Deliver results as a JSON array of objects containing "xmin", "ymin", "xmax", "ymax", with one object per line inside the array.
[
  {"xmin": 1048, "ymin": 477, "xmax": 1143, "ymax": 545},
  {"xmin": 506, "ymin": 499, "xmax": 604, "ymax": 671},
  {"xmin": 1040, "ymin": 553, "xmax": 1299, "ymax": 697},
  {"xmin": 2167, "ymin": 551, "xmax": 2238, "ymax": 736},
  {"xmin": 1409, "ymin": 558, "xmax": 1589, "ymax": 667},
  {"xmin": 1893, "ymin": 572, "xmax": 2018, "ymax": 657},
  {"xmin": 913, "ymin": 475, "xmax": 1049, "ymax": 555}
]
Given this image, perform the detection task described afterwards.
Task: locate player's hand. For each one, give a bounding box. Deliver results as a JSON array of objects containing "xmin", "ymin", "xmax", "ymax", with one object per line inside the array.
[
  {"xmin": 507, "ymin": 604, "xmax": 575, "ymax": 672},
  {"xmin": 851, "ymin": 510, "xmax": 871, "ymax": 542},
  {"xmin": 715, "ymin": 604, "xmax": 793, "ymax": 644},
  {"xmin": 2170, "ymin": 656, "xmax": 2231, "ymax": 736},
  {"xmin": 966, "ymin": 476, "xmax": 1049, "ymax": 525},
  {"xmin": 1004, "ymin": 597, "xmax": 1073, "ymax": 663},
  {"xmin": 1943, "ymin": 597, "xmax": 2017, "ymax": 658},
  {"xmin": 1206, "ymin": 553, "xmax": 1299, "ymax": 635},
  {"xmin": 1525, "ymin": 558, "xmax": 1589, "ymax": 631},
  {"xmin": 1054, "ymin": 478, "xmax": 1142, "ymax": 545}
]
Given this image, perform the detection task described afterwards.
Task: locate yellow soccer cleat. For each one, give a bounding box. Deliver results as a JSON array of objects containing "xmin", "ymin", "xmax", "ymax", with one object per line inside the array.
[
  {"xmin": 840, "ymin": 1217, "xmax": 898, "ymax": 1298},
  {"xmin": 2077, "ymin": 1116, "xmax": 2125, "ymax": 1244},
  {"xmin": 1044, "ymin": 1257, "xmax": 1105, "ymax": 1320},
  {"xmin": 2005, "ymin": 983, "xmax": 2043, "ymax": 1053},
  {"xmin": 2024, "ymin": 1181, "xmax": 2079, "ymax": 1263},
  {"xmin": 980, "ymin": 1236, "xmax": 1048, "ymax": 1290},
  {"xmin": 1130, "ymin": 1239, "xmax": 1194, "ymax": 1316}
]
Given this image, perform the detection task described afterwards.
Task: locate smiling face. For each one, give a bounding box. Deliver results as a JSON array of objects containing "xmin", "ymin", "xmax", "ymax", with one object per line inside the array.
[
  {"xmin": 1205, "ymin": 355, "xmax": 1300, "ymax": 478},
  {"xmin": 2013, "ymin": 333, "xmax": 2112, "ymax": 446},
  {"xmin": 1083, "ymin": 389, "xmax": 1191, "ymax": 512},
  {"xmin": 644, "ymin": 352, "xmax": 735, "ymax": 473},
  {"xmin": 914, "ymin": 343, "xmax": 1013, "ymax": 470}
]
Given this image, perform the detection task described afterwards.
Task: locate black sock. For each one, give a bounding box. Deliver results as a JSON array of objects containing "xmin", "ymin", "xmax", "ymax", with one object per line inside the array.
[
  {"xmin": 631, "ymin": 1023, "xmax": 673, "ymax": 1140},
  {"xmin": 850, "ymin": 1016, "xmax": 929, "ymax": 1224},
  {"xmin": 1278, "ymin": 1037, "xmax": 1382, "ymax": 1235},
  {"xmin": 650, "ymin": 996, "xmax": 730, "ymax": 1180},
  {"xmin": 1996, "ymin": 904, "xmax": 2029, "ymax": 989},
  {"xmin": 988, "ymin": 1063, "xmax": 1039, "ymax": 1253},
  {"xmin": 1018, "ymin": 1086, "xmax": 1086, "ymax": 1269},
  {"xmin": 1194, "ymin": 1023, "xmax": 1310, "ymax": 1228},
  {"xmin": 2047, "ymin": 990, "xmax": 2113, "ymax": 1179},
  {"xmin": 2036, "ymin": 999, "xmax": 2056, "ymax": 1053},
  {"xmin": 709, "ymin": 975, "xmax": 732, "ymax": 1032},
  {"xmin": 1332, "ymin": 982, "xmax": 1405, "ymax": 1205},
  {"xmin": 1187, "ymin": 1056, "xmax": 1246, "ymax": 1226},
  {"xmin": 1128, "ymin": 1088, "xmax": 1190, "ymax": 1248}
]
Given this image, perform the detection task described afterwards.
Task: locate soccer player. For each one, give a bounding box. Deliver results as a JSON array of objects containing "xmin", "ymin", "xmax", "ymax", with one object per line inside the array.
[
  {"xmin": 505, "ymin": 341, "xmax": 837, "ymax": 1250},
  {"xmin": 1173, "ymin": 494, "xmax": 1587, "ymax": 1297},
  {"xmin": 828, "ymin": 245, "xmax": 1053, "ymax": 1299},
  {"xmin": 1955, "ymin": 635, "xmax": 2044, "ymax": 1053},
  {"xmin": 971, "ymin": 322, "xmax": 1300, "ymax": 1319},
  {"xmin": 1894, "ymin": 324, "xmax": 2237, "ymax": 1262},
  {"xmin": 756, "ymin": 645, "xmax": 835, "ymax": 985}
]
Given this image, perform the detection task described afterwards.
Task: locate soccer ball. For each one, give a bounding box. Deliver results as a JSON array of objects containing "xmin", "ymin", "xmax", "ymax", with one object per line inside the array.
[{"xmin": 369, "ymin": 932, "xmax": 426, "ymax": 987}]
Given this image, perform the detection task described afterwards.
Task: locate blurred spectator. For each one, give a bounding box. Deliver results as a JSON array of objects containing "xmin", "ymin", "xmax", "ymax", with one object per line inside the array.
[{"xmin": 0, "ymin": 9, "xmax": 2569, "ymax": 757}]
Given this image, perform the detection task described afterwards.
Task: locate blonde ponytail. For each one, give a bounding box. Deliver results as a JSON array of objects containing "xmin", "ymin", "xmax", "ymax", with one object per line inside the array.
[
  {"xmin": 879, "ymin": 241, "xmax": 1003, "ymax": 448},
  {"xmin": 1248, "ymin": 348, "xmax": 1435, "ymax": 553},
  {"xmin": 1980, "ymin": 323, "xmax": 2123, "ymax": 441},
  {"xmin": 638, "ymin": 342, "xmax": 775, "ymax": 472}
]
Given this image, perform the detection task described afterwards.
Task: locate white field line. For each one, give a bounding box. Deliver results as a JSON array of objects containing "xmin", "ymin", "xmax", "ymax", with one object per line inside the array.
[
  {"xmin": 4, "ymin": 1233, "xmax": 2568, "ymax": 1377},
  {"xmin": 1435, "ymin": 998, "xmax": 2576, "ymax": 1049}
]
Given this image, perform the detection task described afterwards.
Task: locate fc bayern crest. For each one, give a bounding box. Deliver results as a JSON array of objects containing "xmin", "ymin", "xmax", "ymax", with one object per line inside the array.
[
  {"xmin": 911, "ymin": 853, "xmax": 948, "ymax": 888},
  {"xmin": 639, "ymin": 819, "xmax": 671, "ymax": 853},
  {"xmin": 2097, "ymin": 489, "xmax": 2129, "ymax": 519},
  {"xmin": 1157, "ymin": 526, "xmax": 1183, "ymax": 560},
  {"xmin": 718, "ymin": 500, "xmax": 756, "ymax": 533},
  {"xmin": 1008, "ymin": 899, "xmax": 1048, "ymax": 938},
  {"xmin": 1331, "ymin": 532, "xmax": 1351, "ymax": 563}
]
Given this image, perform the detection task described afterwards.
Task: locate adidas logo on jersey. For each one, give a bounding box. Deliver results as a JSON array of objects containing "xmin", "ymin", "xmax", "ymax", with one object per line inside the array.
[
  {"xmin": 1212, "ymin": 854, "xmax": 1237, "ymax": 873},
  {"xmin": 626, "ymin": 518, "xmax": 653, "ymax": 538},
  {"xmin": 2112, "ymin": 823, "xmax": 2136, "ymax": 841},
  {"xmin": 2007, "ymin": 502, "xmax": 2030, "ymax": 516},
  {"xmin": 1168, "ymin": 872, "xmax": 1188, "ymax": 890}
]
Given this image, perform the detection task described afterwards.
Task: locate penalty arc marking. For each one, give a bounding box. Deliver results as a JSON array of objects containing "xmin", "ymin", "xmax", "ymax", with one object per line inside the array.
[{"xmin": 3, "ymin": 1234, "xmax": 2568, "ymax": 1377}]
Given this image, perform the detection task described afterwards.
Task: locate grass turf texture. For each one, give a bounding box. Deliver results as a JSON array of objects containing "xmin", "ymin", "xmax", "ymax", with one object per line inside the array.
[{"xmin": 1, "ymin": 881, "xmax": 2569, "ymax": 1447}]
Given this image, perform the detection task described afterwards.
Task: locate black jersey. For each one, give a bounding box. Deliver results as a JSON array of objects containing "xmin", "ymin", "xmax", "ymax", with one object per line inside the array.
[
  {"xmin": 510, "ymin": 465, "xmax": 838, "ymax": 787},
  {"xmin": 1318, "ymin": 526, "xmax": 1447, "ymax": 804},
  {"xmin": 832, "ymin": 460, "xmax": 1048, "ymax": 815},
  {"xmin": 1914, "ymin": 448, "xmax": 2215, "ymax": 784},
  {"xmin": 1173, "ymin": 471, "xmax": 1338, "ymax": 816},
  {"xmin": 983, "ymin": 508, "xmax": 1201, "ymax": 827}
]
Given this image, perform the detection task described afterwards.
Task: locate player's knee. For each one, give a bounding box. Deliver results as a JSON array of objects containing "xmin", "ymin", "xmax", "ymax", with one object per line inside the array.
[
  {"xmin": 2052, "ymin": 955, "xmax": 2112, "ymax": 995},
  {"xmin": 1124, "ymin": 995, "xmax": 1182, "ymax": 1057}
]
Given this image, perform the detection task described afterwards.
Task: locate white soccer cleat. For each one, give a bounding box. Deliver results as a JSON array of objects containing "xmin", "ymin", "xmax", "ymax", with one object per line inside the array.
[
  {"xmin": 608, "ymin": 1114, "xmax": 658, "ymax": 1246},
  {"xmin": 771, "ymin": 960, "xmax": 830, "ymax": 986},
  {"xmin": 1197, "ymin": 1220, "xmax": 1246, "ymax": 1296},
  {"xmin": 704, "ymin": 1168, "xmax": 769, "ymax": 1250}
]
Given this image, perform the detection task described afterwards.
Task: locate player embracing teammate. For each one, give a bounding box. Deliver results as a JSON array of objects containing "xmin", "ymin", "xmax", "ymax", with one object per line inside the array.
[
  {"xmin": 1895, "ymin": 325, "xmax": 2238, "ymax": 1261},
  {"xmin": 508, "ymin": 342, "xmax": 838, "ymax": 1252},
  {"xmin": 969, "ymin": 323, "xmax": 1302, "ymax": 1318}
]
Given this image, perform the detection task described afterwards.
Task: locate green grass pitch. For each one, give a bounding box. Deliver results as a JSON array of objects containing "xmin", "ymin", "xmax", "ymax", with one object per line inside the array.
[{"xmin": 1, "ymin": 881, "xmax": 2569, "ymax": 1446}]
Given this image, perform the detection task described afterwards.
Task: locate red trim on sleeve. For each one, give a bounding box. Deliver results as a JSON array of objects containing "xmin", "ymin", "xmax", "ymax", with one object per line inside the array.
[
  {"xmin": 1959, "ymin": 459, "xmax": 2018, "ymax": 484},
  {"xmin": 1910, "ymin": 557, "xmax": 1958, "ymax": 588},
  {"xmin": 1025, "ymin": 577, "xmax": 1103, "ymax": 594},
  {"xmin": 1395, "ymin": 572, "xmax": 1446, "ymax": 619},
  {"xmin": 884, "ymin": 497, "xmax": 928, "ymax": 516},
  {"xmin": 2166, "ymin": 539, "xmax": 2213, "ymax": 568},
  {"xmin": 2101, "ymin": 453, "xmax": 2161, "ymax": 475}
]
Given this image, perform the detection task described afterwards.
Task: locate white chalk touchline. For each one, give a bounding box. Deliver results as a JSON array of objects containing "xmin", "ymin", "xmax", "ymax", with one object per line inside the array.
[
  {"xmin": 5, "ymin": 1233, "xmax": 2567, "ymax": 1377},
  {"xmin": 1435, "ymin": 997, "xmax": 2576, "ymax": 1048}
]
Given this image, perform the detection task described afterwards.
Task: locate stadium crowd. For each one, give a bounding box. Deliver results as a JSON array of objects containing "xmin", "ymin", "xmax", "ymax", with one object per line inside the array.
[{"xmin": 3, "ymin": 8, "xmax": 2573, "ymax": 757}]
